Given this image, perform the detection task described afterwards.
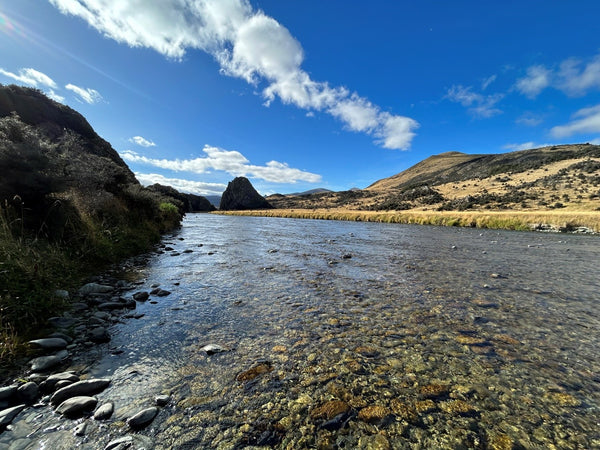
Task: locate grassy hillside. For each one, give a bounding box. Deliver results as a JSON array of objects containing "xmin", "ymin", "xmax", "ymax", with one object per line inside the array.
[{"xmin": 0, "ymin": 85, "xmax": 184, "ymax": 365}]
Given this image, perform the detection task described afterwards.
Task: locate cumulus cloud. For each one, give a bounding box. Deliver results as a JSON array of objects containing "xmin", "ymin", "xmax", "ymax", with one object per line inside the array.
[
  {"xmin": 129, "ymin": 136, "xmax": 156, "ymax": 147},
  {"xmin": 65, "ymin": 83, "xmax": 103, "ymax": 104},
  {"xmin": 0, "ymin": 67, "xmax": 57, "ymax": 88},
  {"xmin": 134, "ymin": 172, "xmax": 226, "ymax": 195},
  {"xmin": 121, "ymin": 145, "xmax": 322, "ymax": 184},
  {"xmin": 446, "ymin": 85, "xmax": 503, "ymax": 118},
  {"xmin": 550, "ymin": 104, "xmax": 600, "ymax": 138},
  {"xmin": 516, "ymin": 53, "xmax": 600, "ymax": 98},
  {"xmin": 49, "ymin": 0, "xmax": 418, "ymax": 149}
]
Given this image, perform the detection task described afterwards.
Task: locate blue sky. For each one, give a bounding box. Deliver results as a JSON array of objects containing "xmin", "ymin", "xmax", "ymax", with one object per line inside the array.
[{"xmin": 1, "ymin": 1, "xmax": 600, "ymax": 196}]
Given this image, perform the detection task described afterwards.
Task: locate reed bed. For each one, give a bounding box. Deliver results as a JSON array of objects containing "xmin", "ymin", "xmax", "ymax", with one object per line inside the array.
[{"xmin": 216, "ymin": 208, "xmax": 600, "ymax": 233}]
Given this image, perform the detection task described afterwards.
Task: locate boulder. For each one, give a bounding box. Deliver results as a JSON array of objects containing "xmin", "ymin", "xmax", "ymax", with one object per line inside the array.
[
  {"xmin": 79, "ymin": 283, "xmax": 113, "ymax": 296},
  {"xmin": 219, "ymin": 177, "xmax": 272, "ymax": 210},
  {"xmin": 28, "ymin": 338, "xmax": 68, "ymax": 350},
  {"xmin": 0, "ymin": 404, "xmax": 26, "ymax": 430}
]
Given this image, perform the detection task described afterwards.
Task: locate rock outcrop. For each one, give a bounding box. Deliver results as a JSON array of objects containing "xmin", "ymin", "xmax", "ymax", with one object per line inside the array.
[
  {"xmin": 219, "ymin": 177, "xmax": 272, "ymax": 210},
  {"xmin": 146, "ymin": 184, "xmax": 215, "ymax": 212}
]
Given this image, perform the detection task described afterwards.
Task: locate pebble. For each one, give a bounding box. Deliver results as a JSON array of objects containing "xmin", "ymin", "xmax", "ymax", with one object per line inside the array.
[
  {"xmin": 155, "ymin": 395, "xmax": 171, "ymax": 407},
  {"xmin": 79, "ymin": 283, "xmax": 113, "ymax": 295},
  {"xmin": 310, "ymin": 400, "xmax": 350, "ymax": 420},
  {"xmin": 50, "ymin": 379, "xmax": 111, "ymax": 406},
  {"xmin": 104, "ymin": 435, "xmax": 154, "ymax": 450},
  {"xmin": 0, "ymin": 386, "xmax": 17, "ymax": 402},
  {"xmin": 88, "ymin": 327, "xmax": 111, "ymax": 343},
  {"xmin": 0, "ymin": 404, "xmax": 26, "ymax": 429},
  {"xmin": 93, "ymin": 402, "xmax": 114, "ymax": 420},
  {"xmin": 17, "ymin": 382, "xmax": 39, "ymax": 404},
  {"xmin": 133, "ymin": 291, "xmax": 149, "ymax": 301},
  {"xmin": 236, "ymin": 362, "xmax": 273, "ymax": 382},
  {"xmin": 73, "ymin": 421, "xmax": 87, "ymax": 436},
  {"xmin": 30, "ymin": 355, "xmax": 62, "ymax": 372},
  {"xmin": 56, "ymin": 396, "xmax": 98, "ymax": 417},
  {"xmin": 357, "ymin": 405, "xmax": 390, "ymax": 423},
  {"xmin": 201, "ymin": 344, "xmax": 227, "ymax": 355},
  {"xmin": 127, "ymin": 406, "xmax": 158, "ymax": 429},
  {"xmin": 28, "ymin": 338, "xmax": 68, "ymax": 350}
]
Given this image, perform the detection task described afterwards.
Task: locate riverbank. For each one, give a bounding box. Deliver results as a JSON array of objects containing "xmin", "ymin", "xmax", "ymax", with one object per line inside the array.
[{"xmin": 216, "ymin": 208, "xmax": 600, "ymax": 233}]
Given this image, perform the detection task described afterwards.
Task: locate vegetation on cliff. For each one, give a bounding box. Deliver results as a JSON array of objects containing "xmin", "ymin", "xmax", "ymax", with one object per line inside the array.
[{"xmin": 0, "ymin": 85, "xmax": 184, "ymax": 363}]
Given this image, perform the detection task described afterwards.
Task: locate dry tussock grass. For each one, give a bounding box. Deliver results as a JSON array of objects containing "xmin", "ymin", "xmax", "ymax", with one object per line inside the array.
[{"xmin": 217, "ymin": 208, "xmax": 600, "ymax": 232}]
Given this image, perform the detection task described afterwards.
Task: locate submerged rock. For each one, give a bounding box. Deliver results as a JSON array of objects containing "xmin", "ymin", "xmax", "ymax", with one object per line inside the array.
[
  {"xmin": 93, "ymin": 402, "xmax": 114, "ymax": 420},
  {"xmin": 30, "ymin": 355, "xmax": 62, "ymax": 372},
  {"xmin": 56, "ymin": 396, "xmax": 97, "ymax": 417},
  {"xmin": 0, "ymin": 404, "xmax": 26, "ymax": 430},
  {"xmin": 236, "ymin": 362, "xmax": 273, "ymax": 382},
  {"xmin": 127, "ymin": 406, "xmax": 158, "ymax": 429}
]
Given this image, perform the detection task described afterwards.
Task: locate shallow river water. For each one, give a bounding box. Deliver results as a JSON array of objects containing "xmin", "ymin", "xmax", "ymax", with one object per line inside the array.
[{"xmin": 3, "ymin": 214, "xmax": 600, "ymax": 449}]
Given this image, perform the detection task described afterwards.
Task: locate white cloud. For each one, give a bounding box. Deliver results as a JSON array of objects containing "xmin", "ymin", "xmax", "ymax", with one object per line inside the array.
[
  {"xmin": 46, "ymin": 89, "xmax": 65, "ymax": 103},
  {"xmin": 502, "ymin": 142, "xmax": 536, "ymax": 151},
  {"xmin": 446, "ymin": 85, "xmax": 503, "ymax": 118},
  {"xmin": 481, "ymin": 74, "xmax": 497, "ymax": 90},
  {"xmin": 121, "ymin": 145, "xmax": 322, "ymax": 184},
  {"xmin": 134, "ymin": 172, "xmax": 226, "ymax": 196},
  {"xmin": 515, "ymin": 112, "xmax": 543, "ymax": 127},
  {"xmin": 557, "ymin": 55, "xmax": 600, "ymax": 96},
  {"xmin": 49, "ymin": 0, "xmax": 418, "ymax": 150},
  {"xmin": 65, "ymin": 83, "xmax": 103, "ymax": 104},
  {"xmin": 0, "ymin": 67, "xmax": 58, "ymax": 88},
  {"xmin": 515, "ymin": 65, "xmax": 551, "ymax": 98},
  {"xmin": 550, "ymin": 104, "xmax": 600, "ymax": 138},
  {"xmin": 590, "ymin": 138, "xmax": 600, "ymax": 145},
  {"xmin": 129, "ymin": 136, "xmax": 156, "ymax": 147},
  {"xmin": 516, "ymin": 53, "xmax": 600, "ymax": 98}
]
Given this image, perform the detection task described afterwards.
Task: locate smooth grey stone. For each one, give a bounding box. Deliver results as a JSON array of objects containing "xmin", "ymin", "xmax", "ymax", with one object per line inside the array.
[
  {"xmin": 0, "ymin": 386, "xmax": 17, "ymax": 401},
  {"xmin": 127, "ymin": 406, "xmax": 158, "ymax": 429},
  {"xmin": 54, "ymin": 289, "xmax": 70, "ymax": 299},
  {"xmin": 56, "ymin": 396, "xmax": 97, "ymax": 417},
  {"xmin": 79, "ymin": 283, "xmax": 113, "ymax": 295},
  {"xmin": 55, "ymin": 380, "xmax": 75, "ymax": 390},
  {"xmin": 93, "ymin": 311, "xmax": 112, "ymax": 320},
  {"xmin": 28, "ymin": 338, "xmax": 68, "ymax": 350},
  {"xmin": 155, "ymin": 289, "xmax": 171, "ymax": 297},
  {"xmin": 73, "ymin": 421, "xmax": 87, "ymax": 436},
  {"xmin": 47, "ymin": 317, "xmax": 77, "ymax": 328},
  {"xmin": 104, "ymin": 435, "xmax": 154, "ymax": 450},
  {"xmin": 88, "ymin": 327, "xmax": 110, "ymax": 343},
  {"xmin": 48, "ymin": 332, "xmax": 73, "ymax": 343},
  {"xmin": 17, "ymin": 382, "xmax": 39, "ymax": 404},
  {"xmin": 50, "ymin": 379, "xmax": 111, "ymax": 406},
  {"xmin": 0, "ymin": 404, "xmax": 26, "ymax": 429},
  {"xmin": 155, "ymin": 395, "xmax": 170, "ymax": 407},
  {"xmin": 133, "ymin": 291, "xmax": 149, "ymax": 301},
  {"xmin": 30, "ymin": 355, "xmax": 61, "ymax": 372},
  {"xmin": 97, "ymin": 302, "xmax": 127, "ymax": 311},
  {"xmin": 201, "ymin": 344, "xmax": 227, "ymax": 355},
  {"xmin": 93, "ymin": 402, "xmax": 114, "ymax": 420}
]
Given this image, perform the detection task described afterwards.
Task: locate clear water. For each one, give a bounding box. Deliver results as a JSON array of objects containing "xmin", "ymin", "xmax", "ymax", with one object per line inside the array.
[{"xmin": 3, "ymin": 214, "xmax": 599, "ymax": 449}]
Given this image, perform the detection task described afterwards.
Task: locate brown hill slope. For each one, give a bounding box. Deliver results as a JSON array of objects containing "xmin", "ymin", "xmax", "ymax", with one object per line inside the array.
[{"xmin": 267, "ymin": 144, "xmax": 600, "ymax": 212}]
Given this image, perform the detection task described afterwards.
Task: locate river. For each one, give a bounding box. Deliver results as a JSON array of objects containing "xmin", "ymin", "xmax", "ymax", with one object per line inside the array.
[{"xmin": 2, "ymin": 214, "xmax": 599, "ymax": 449}]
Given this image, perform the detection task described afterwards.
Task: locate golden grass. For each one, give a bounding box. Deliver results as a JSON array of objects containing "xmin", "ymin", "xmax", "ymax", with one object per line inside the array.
[{"xmin": 216, "ymin": 208, "xmax": 600, "ymax": 233}]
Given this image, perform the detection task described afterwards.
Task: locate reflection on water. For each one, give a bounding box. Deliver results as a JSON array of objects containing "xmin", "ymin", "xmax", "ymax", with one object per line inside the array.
[{"xmin": 5, "ymin": 214, "xmax": 600, "ymax": 448}]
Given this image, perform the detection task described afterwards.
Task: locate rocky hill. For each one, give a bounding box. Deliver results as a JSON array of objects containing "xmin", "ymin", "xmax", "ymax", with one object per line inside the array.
[
  {"xmin": 268, "ymin": 144, "xmax": 600, "ymax": 212},
  {"xmin": 220, "ymin": 177, "xmax": 272, "ymax": 210}
]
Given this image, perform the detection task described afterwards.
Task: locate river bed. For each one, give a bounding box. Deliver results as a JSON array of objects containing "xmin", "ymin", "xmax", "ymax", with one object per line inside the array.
[{"xmin": 2, "ymin": 214, "xmax": 599, "ymax": 449}]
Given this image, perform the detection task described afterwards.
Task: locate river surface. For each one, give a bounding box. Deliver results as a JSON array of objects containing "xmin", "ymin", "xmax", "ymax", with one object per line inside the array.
[{"xmin": 2, "ymin": 214, "xmax": 600, "ymax": 449}]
